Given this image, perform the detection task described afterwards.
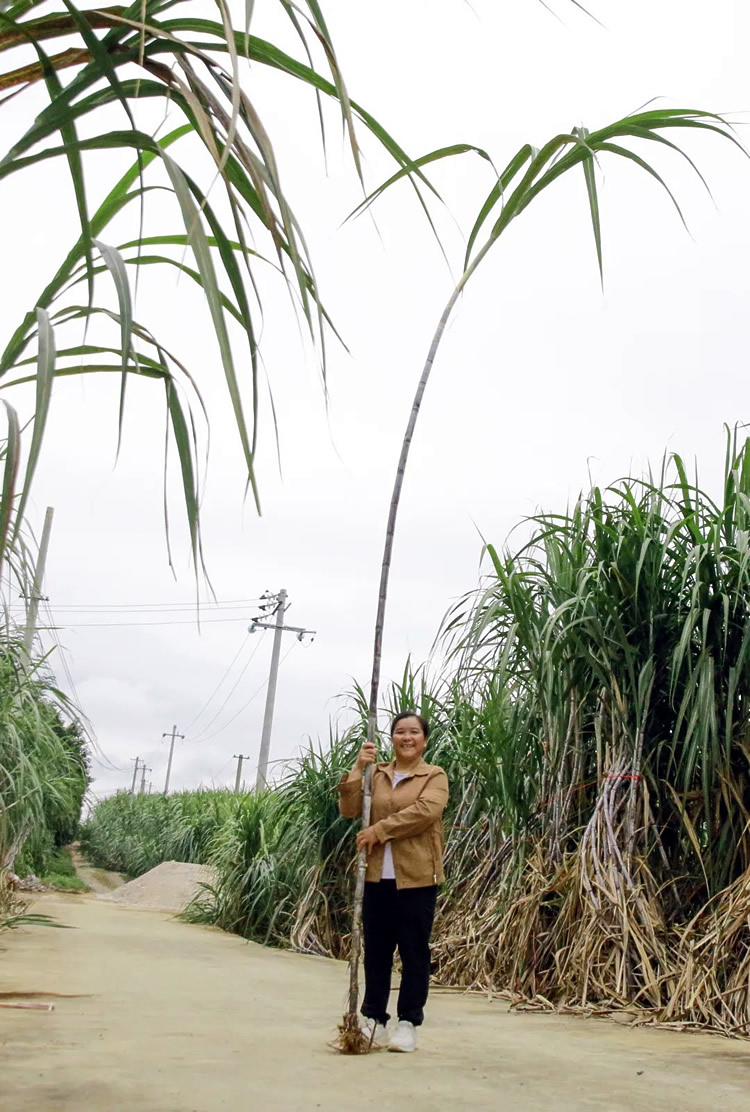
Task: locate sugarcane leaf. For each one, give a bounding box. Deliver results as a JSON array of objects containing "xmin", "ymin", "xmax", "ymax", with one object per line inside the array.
[
  {"xmin": 0, "ymin": 399, "xmax": 20, "ymax": 579},
  {"xmin": 93, "ymin": 239, "xmax": 133, "ymax": 456},
  {"xmin": 164, "ymin": 377, "xmax": 199, "ymax": 567},
  {"xmin": 347, "ymin": 144, "xmax": 493, "ymax": 224},
  {"xmin": 572, "ymin": 126, "xmax": 603, "ymax": 286},
  {"xmin": 11, "ymin": 308, "xmax": 55, "ymax": 542},
  {"xmin": 464, "ymin": 144, "xmax": 535, "ymax": 268},
  {"xmin": 0, "ymin": 125, "xmax": 190, "ymax": 375},
  {"xmin": 9, "ymin": 22, "xmax": 96, "ymax": 309},
  {"xmin": 161, "ymin": 153, "xmax": 259, "ymax": 510}
]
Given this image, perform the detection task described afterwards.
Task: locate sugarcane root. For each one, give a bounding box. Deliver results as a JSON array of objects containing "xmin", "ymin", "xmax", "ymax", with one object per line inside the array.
[{"xmin": 333, "ymin": 1011, "xmax": 375, "ymax": 1054}]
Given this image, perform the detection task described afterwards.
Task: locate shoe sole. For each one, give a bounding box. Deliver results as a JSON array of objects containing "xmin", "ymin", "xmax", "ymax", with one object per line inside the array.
[{"xmin": 387, "ymin": 1044, "xmax": 416, "ymax": 1053}]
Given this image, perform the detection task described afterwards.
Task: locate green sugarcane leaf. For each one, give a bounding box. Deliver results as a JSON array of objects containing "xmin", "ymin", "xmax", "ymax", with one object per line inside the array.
[
  {"xmin": 0, "ymin": 398, "xmax": 20, "ymax": 580},
  {"xmin": 0, "ymin": 125, "xmax": 190, "ymax": 374},
  {"xmin": 572, "ymin": 127, "xmax": 603, "ymax": 286},
  {"xmin": 464, "ymin": 144, "xmax": 534, "ymax": 268},
  {"xmin": 161, "ymin": 153, "xmax": 259, "ymax": 510},
  {"xmin": 165, "ymin": 377, "xmax": 199, "ymax": 568},
  {"xmin": 347, "ymin": 144, "xmax": 493, "ymax": 224},
  {"xmin": 93, "ymin": 239, "xmax": 134, "ymax": 458},
  {"xmin": 1, "ymin": 364, "xmax": 167, "ymax": 388},
  {"xmin": 12, "ymin": 308, "xmax": 55, "ymax": 541},
  {"xmin": 21, "ymin": 27, "xmax": 95, "ymax": 309}
]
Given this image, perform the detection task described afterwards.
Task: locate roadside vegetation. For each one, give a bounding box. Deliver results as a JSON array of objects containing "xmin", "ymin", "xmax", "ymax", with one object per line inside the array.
[
  {"xmin": 82, "ymin": 435, "xmax": 750, "ymax": 1036},
  {"xmin": 81, "ymin": 789, "xmax": 239, "ymax": 878},
  {"xmin": 0, "ymin": 637, "xmax": 91, "ymax": 929},
  {"xmin": 41, "ymin": 847, "xmax": 88, "ymax": 892}
]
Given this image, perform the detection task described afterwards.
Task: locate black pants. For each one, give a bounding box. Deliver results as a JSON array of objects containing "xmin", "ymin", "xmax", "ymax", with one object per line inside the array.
[{"xmin": 361, "ymin": 880, "xmax": 438, "ymax": 1028}]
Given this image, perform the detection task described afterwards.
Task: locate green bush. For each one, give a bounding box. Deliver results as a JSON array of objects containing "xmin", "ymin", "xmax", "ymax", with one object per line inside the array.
[
  {"xmin": 0, "ymin": 640, "xmax": 90, "ymax": 879},
  {"xmin": 41, "ymin": 847, "xmax": 88, "ymax": 892}
]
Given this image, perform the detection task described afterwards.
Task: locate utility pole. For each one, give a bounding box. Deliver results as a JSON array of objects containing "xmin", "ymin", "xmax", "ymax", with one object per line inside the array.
[
  {"xmin": 23, "ymin": 506, "xmax": 54, "ymax": 659},
  {"xmin": 162, "ymin": 724, "xmax": 184, "ymax": 795},
  {"xmin": 140, "ymin": 765, "xmax": 151, "ymax": 795},
  {"xmin": 256, "ymin": 588, "xmax": 286, "ymax": 794},
  {"xmin": 130, "ymin": 757, "xmax": 141, "ymax": 796},
  {"xmin": 249, "ymin": 590, "xmax": 316, "ymax": 792},
  {"xmin": 233, "ymin": 754, "xmax": 251, "ymax": 794}
]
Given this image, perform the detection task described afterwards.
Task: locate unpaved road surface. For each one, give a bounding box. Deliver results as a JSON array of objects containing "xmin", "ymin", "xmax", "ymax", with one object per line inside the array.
[
  {"xmin": 1, "ymin": 893, "xmax": 749, "ymax": 1112},
  {"xmin": 68, "ymin": 845, "xmax": 126, "ymax": 894}
]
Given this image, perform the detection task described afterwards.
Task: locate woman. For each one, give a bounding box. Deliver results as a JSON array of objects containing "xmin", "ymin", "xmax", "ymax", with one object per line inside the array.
[{"xmin": 338, "ymin": 711, "xmax": 449, "ymax": 1053}]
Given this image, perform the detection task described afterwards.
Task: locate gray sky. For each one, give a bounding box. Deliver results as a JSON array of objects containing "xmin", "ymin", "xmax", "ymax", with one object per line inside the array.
[{"xmin": 2, "ymin": 0, "xmax": 749, "ymax": 800}]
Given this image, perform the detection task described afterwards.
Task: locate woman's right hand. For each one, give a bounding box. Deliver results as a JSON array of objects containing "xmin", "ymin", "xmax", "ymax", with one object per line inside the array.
[{"xmin": 354, "ymin": 742, "xmax": 377, "ymax": 772}]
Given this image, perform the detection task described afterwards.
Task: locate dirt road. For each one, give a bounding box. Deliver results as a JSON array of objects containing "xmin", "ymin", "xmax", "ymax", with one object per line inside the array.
[
  {"xmin": 1, "ymin": 893, "xmax": 749, "ymax": 1111},
  {"xmin": 68, "ymin": 845, "xmax": 126, "ymax": 894}
]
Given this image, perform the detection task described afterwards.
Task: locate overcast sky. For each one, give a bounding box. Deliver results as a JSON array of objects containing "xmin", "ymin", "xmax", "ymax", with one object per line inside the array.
[{"xmin": 2, "ymin": 0, "xmax": 749, "ymax": 801}]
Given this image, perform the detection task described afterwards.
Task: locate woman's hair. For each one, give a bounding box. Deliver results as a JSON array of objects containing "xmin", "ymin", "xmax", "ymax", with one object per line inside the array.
[{"xmin": 390, "ymin": 710, "xmax": 430, "ymax": 740}]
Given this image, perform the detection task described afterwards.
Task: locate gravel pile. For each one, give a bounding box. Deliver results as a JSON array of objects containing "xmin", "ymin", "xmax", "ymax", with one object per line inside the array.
[{"xmin": 102, "ymin": 861, "xmax": 213, "ymax": 914}]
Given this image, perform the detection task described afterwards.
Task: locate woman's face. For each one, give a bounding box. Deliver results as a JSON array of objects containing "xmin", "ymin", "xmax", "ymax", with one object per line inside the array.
[{"xmin": 391, "ymin": 716, "xmax": 427, "ymax": 764}]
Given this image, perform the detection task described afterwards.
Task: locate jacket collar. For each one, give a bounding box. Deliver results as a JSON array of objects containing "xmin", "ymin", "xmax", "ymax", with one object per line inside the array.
[{"xmin": 378, "ymin": 758, "xmax": 431, "ymax": 783}]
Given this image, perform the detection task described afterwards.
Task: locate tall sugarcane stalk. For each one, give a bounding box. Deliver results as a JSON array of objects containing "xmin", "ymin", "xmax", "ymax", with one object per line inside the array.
[
  {"xmin": 337, "ymin": 107, "xmax": 738, "ymax": 1051},
  {"xmin": 339, "ymin": 263, "xmax": 484, "ymax": 1050}
]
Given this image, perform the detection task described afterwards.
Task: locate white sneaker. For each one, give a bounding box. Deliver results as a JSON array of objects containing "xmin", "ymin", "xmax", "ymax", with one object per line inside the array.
[
  {"xmin": 360, "ymin": 1018, "xmax": 389, "ymax": 1049},
  {"xmin": 388, "ymin": 1020, "xmax": 417, "ymax": 1053}
]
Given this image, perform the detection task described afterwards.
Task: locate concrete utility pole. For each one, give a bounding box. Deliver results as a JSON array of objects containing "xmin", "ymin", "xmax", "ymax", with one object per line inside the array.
[
  {"xmin": 130, "ymin": 757, "xmax": 141, "ymax": 796},
  {"xmin": 162, "ymin": 725, "xmax": 184, "ymax": 795},
  {"xmin": 233, "ymin": 754, "xmax": 251, "ymax": 794},
  {"xmin": 140, "ymin": 765, "xmax": 152, "ymax": 795},
  {"xmin": 249, "ymin": 590, "xmax": 315, "ymax": 793},
  {"xmin": 23, "ymin": 506, "xmax": 54, "ymax": 659}
]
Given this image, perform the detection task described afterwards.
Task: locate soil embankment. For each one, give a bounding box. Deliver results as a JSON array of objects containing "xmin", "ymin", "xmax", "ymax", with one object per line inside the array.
[{"xmin": 0, "ymin": 891, "xmax": 748, "ymax": 1111}]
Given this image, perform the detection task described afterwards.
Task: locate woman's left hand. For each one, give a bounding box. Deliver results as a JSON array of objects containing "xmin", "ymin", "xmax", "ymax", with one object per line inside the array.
[{"xmin": 356, "ymin": 826, "xmax": 380, "ymax": 854}]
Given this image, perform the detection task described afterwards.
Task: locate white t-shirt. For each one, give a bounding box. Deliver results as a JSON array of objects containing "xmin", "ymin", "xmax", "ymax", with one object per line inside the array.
[{"xmin": 380, "ymin": 771, "xmax": 407, "ymax": 880}]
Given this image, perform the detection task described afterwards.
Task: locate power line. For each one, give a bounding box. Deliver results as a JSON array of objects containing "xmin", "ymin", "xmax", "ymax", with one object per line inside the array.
[
  {"xmin": 188, "ymin": 632, "xmax": 268, "ymax": 742},
  {"xmin": 43, "ymin": 601, "xmax": 83, "ymax": 704},
  {"xmin": 207, "ymin": 755, "xmax": 235, "ymax": 785},
  {"xmin": 192, "ymin": 640, "xmax": 298, "ymax": 745},
  {"xmin": 10, "ymin": 597, "xmax": 264, "ymax": 612},
  {"xmin": 183, "ymin": 633, "xmax": 251, "ymax": 734},
  {"xmin": 12, "ymin": 604, "xmax": 263, "ymax": 615},
  {"xmin": 42, "ymin": 600, "xmax": 130, "ymax": 774},
  {"xmin": 38, "ymin": 616, "xmax": 262, "ymax": 628}
]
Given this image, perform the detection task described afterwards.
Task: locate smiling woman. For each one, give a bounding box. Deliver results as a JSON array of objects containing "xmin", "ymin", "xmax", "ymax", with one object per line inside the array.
[{"xmin": 337, "ymin": 712, "xmax": 449, "ymax": 1053}]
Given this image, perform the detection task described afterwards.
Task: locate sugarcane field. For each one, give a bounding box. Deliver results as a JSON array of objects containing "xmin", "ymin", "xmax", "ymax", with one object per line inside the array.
[{"xmin": 3, "ymin": 1, "xmax": 750, "ymax": 1109}]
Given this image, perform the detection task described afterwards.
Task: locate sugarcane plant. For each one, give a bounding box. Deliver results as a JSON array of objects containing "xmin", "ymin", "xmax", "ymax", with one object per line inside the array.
[
  {"xmin": 0, "ymin": 632, "xmax": 89, "ymax": 931},
  {"xmin": 335, "ymin": 109, "xmax": 744, "ymax": 1051},
  {"xmin": 430, "ymin": 428, "xmax": 750, "ymax": 1033},
  {"xmin": 0, "ymin": 0, "xmax": 447, "ymax": 578},
  {"xmin": 0, "ymin": 0, "xmax": 475, "ymax": 919},
  {"xmin": 82, "ymin": 435, "xmax": 750, "ymax": 1037}
]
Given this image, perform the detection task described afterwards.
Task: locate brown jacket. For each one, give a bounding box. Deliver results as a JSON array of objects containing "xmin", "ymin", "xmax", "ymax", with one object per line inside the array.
[{"xmin": 337, "ymin": 759, "xmax": 449, "ymax": 889}]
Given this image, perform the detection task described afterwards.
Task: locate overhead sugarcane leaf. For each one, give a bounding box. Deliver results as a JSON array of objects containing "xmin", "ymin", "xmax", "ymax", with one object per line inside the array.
[{"xmin": 0, "ymin": 0, "xmax": 445, "ymax": 558}]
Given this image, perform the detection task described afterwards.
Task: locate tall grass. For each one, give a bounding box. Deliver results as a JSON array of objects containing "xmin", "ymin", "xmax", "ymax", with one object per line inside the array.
[
  {"xmin": 84, "ymin": 434, "xmax": 750, "ymax": 1034},
  {"xmin": 81, "ymin": 789, "xmax": 238, "ymax": 876},
  {"xmin": 0, "ymin": 643, "xmax": 89, "ymax": 877},
  {"xmin": 0, "ymin": 636, "xmax": 90, "ymax": 930}
]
